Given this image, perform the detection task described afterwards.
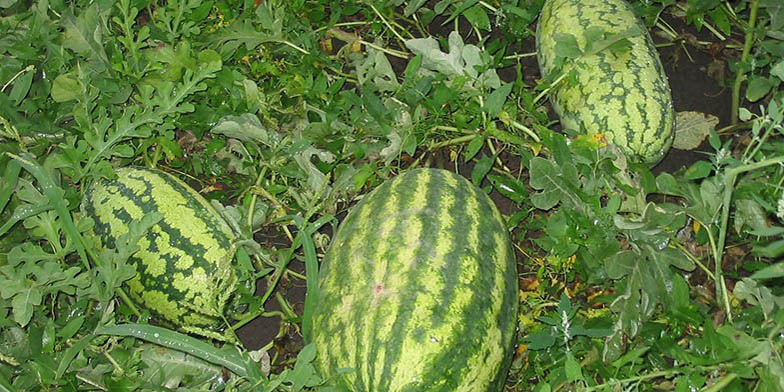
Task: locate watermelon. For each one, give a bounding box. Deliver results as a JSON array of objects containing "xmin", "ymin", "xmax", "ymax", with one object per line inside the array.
[
  {"xmin": 536, "ymin": 0, "xmax": 675, "ymax": 165},
  {"xmin": 311, "ymin": 168, "xmax": 519, "ymax": 391},
  {"xmin": 80, "ymin": 167, "xmax": 237, "ymax": 340}
]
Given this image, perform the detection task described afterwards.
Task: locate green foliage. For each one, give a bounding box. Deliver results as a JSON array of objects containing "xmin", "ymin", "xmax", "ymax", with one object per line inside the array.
[{"xmin": 1, "ymin": 0, "xmax": 783, "ymax": 390}]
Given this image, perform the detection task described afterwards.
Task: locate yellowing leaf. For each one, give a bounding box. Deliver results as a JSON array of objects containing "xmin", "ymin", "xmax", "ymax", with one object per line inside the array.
[{"xmin": 673, "ymin": 111, "xmax": 719, "ymax": 150}]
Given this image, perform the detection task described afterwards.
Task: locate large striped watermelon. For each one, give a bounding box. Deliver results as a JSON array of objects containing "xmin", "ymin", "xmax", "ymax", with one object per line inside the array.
[
  {"xmin": 311, "ymin": 168, "xmax": 518, "ymax": 391},
  {"xmin": 81, "ymin": 167, "xmax": 237, "ymax": 340},
  {"xmin": 536, "ymin": 0, "xmax": 675, "ymax": 165}
]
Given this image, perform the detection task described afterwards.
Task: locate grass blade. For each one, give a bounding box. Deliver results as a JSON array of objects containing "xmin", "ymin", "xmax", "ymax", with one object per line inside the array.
[
  {"xmin": 94, "ymin": 323, "xmax": 248, "ymax": 377},
  {"xmin": 6, "ymin": 152, "xmax": 90, "ymax": 270}
]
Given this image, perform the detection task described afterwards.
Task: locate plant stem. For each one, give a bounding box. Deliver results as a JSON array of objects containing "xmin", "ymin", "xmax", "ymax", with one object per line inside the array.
[
  {"xmin": 428, "ymin": 134, "xmax": 477, "ymax": 150},
  {"xmin": 247, "ymin": 166, "xmax": 268, "ymax": 232},
  {"xmin": 730, "ymin": 0, "xmax": 759, "ymax": 125},
  {"xmin": 715, "ymin": 155, "xmax": 784, "ymax": 321}
]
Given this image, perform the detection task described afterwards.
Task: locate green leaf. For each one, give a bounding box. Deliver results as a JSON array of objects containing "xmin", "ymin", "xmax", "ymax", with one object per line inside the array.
[
  {"xmin": 300, "ymin": 226, "xmax": 319, "ymax": 343},
  {"xmin": 138, "ymin": 344, "xmax": 224, "ymax": 388},
  {"xmin": 771, "ymin": 60, "xmax": 784, "ymax": 82},
  {"xmin": 464, "ymin": 134, "xmax": 484, "ymax": 162},
  {"xmin": 528, "ymin": 157, "xmax": 581, "ymax": 210},
  {"xmin": 751, "ymin": 262, "xmax": 784, "ymax": 279},
  {"xmin": 683, "ymin": 160, "xmax": 713, "ymax": 180},
  {"xmin": 488, "ymin": 174, "xmax": 528, "ymax": 204},
  {"xmin": 734, "ymin": 199, "xmax": 769, "ymax": 234},
  {"xmin": 483, "ymin": 83, "xmax": 513, "ymax": 117},
  {"xmin": 94, "ymin": 324, "xmax": 248, "ymax": 377},
  {"xmin": 564, "ymin": 352, "xmax": 583, "ymax": 382},
  {"xmin": 463, "ymin": 4, "xmax": 490, "ymax": 31},
  {"xmin": 746, "ymin": 76, "xmax": 777, "ymax": 102},
  {"xmin": 0, "ymin": 160, "xmax": 21, "ymax": 214},
  {"xmin": 285, "ymin": 343, "xmax": 322, "ymax": 390},
  {"xmin": 51, "ymin": 73, "xmax": 82, "ymax": 103},
  {"xmin": 10, "ymin": 287, "xmax": 42, "ymax": 326},
  {"xmin": 8, "ymin": 67, "xmax": 33, "ymax": 105},
  {"xmin": 7, "ymin": 153, "xmax": 89, "ymax": 270},
  {"xmin": 526, "ymin": 330, "xmax": 556, "ymax": 350},
  {"xmin": 553, "ymin": 33, "xmax": 582, "ymax": 59},
  {"xmin": 471, "ymin": 154, "xmax": 494, "ymax": 185}
]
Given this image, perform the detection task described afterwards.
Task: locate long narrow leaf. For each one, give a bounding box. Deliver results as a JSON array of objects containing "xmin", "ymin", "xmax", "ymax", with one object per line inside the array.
[
  {"xmin": 6, "ymin": 153, "xmax": 90, "ymax": 269},
  {"xmin": 0, "ymin": 159, "xmax": 21, "ymax": 214},
  {"xmin": 0, "ymin": 203, "xmax": 52, "ymax": 237},
  {"xmin": 94, "ymin": 323, "xmax": 247, "ymax": 377},
  {"xmin": 300, "ymin": 229, "xmax": 318, "ymax": 343},
  {"xmin": 55, "ymin": 333, "xmax": 95, "ymax": 379}
]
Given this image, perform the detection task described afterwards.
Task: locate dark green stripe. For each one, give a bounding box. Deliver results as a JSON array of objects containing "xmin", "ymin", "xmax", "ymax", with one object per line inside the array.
[{"xmin": 377, "ymin": 169, "xmax": 446, "ymax": 390}]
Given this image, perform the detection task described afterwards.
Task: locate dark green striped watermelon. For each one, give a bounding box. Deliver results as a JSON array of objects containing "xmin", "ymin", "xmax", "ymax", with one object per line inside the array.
[
  {"xmin": 81, "ymin": 167, "xmax": 237, "ymax": 340},
  {"xmin": 311, "ymin": 168, "xmax": 518, "ymax": 391},
  {"xmin": 536, "ymin": 0, "xmax": 675, "ymax": 165}
]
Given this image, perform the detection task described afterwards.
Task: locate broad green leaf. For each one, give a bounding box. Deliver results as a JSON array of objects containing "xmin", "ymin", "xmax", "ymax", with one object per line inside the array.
[
  {"xmin": 463, "ymin": 5, "xmax": 490, "ymax": 31},
  {"xmin": 772, "ymin": 60, "xmax": 784, "ymax": 82},
  {"xmin": 8, "ymin": 67, "xmax": 33, "ymax": 105},
  {"xmin": 211, "ymin": 113, "xmax": 277, "ymax": 145},
  {"xmin": 488, "ymin": 174, "xmax": 528, "ymax": 204},
  {"xmin": 10, "ymin": 287, "xmax": 42, "ymax": 327},
  {"xmin": 285, "ymin": 343, "xmax": 322, "ymax": 390},
  {"xmin": 138, "ymin": 344, "xmax": 223, "ymax": 388},
  {"xmin": 526, "ymin": 330, "xmax": 556, "ymax": 350},
  {"xmin": 528, "ymin": 157, "xmax": 581, "ymax": 210},
  {"xmin": 553, "ymin": 33, "xmax": 582, "ymax": 59},
  {"xmin": 463, "ymin": 134, "xmax": 484, "ymax": 162},
  {"xmin": 483, "ymin": 83, "xmax": 513, "ymax": 117},
  {"xmin": 735, "ymin": 199, "xmax": 769, "ymax": 234},
  {"xmin": 51, "ymin": 73, "xmax": 82, "ymax": 103},
  {"xmin": 683, "ymin": 160, "xmax": 713, "ymax": 180},
  {"xmin": 751, "ymin": 262, "xmax": 784, "ymax": 279},
  {"xmin": 673, "ymin": 111, "xmax": 718, "ymax": 150},
  {"xmin": 471, "ymin": 153, "xmax": 494, "ymax": 185},
  {"xmin": 564, "ymin": 352, "xmax": 583, "ymax": 382},
  {"xmin": 746, "ymin": 76, "xmax": 777, "ymax": 102}
]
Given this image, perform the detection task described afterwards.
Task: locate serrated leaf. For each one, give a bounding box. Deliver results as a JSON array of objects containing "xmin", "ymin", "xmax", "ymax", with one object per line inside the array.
[
  {"xmin": 673, "ymin": 111, "xmax": 719, "ymax": 150},
  {"xmin": 404, "ymin": 32, "xmax": 465, "ymax": 77},
  {"xmin": 211, "ymin": 113, "xmax": 277, "ymax": 145},
  {"xmin": 138, "ymin": 344, "xmax": 223, "ymax": 389},
  {"xmin": 11, "ymin": 287, "xmax": 42, "ymax": 327},
  {"xmin": 604, "ymin": 244, "xmax": 692, "ymax": 361}
]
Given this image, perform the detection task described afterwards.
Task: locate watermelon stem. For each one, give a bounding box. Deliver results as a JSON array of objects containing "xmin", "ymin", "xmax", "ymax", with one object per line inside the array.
[
  {"xmin": 730, "ymin": 0, "xmax": 760, "ymax": 126},
  {"xmin": 116, "ymin": 287, "xmax": 142, "ymax": 318}
]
